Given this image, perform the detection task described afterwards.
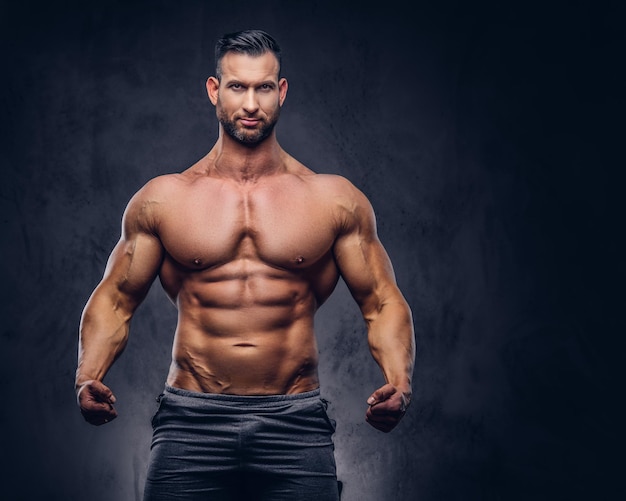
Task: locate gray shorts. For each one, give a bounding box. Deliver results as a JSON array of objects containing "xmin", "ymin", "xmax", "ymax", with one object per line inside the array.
[{"xmin": 143, "ymin": 385, "xmax": 339, "ymax": 501}]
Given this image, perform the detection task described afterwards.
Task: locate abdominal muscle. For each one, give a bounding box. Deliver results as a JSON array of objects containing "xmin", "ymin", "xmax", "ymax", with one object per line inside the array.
[{"xmin": 163, "ymin": 268, "xmax": 322, "ymax": 396}]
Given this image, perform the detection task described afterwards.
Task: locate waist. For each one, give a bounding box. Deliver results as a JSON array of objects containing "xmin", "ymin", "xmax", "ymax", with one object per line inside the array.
[{"xmin": 164, "ymin": 384, "xmax": 321, "ymax": 403}]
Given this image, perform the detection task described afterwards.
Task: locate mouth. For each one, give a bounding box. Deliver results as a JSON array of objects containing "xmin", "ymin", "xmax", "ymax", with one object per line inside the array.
[{"xmin": 239, "ymin": 117, "xmax": 261, "ymax": 127}]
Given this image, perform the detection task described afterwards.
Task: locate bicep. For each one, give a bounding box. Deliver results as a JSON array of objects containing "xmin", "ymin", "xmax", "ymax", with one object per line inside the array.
[
  {"xmin": 333, "ymin": 201, "xmax": 400, "ymax": 319},
  {"xmin": 95, "ymin": 194, "xmax": 164, "ymax": 314},
  {"xmin": 101, "ymin": 232, "xmax": 163, "ymax": 304}
]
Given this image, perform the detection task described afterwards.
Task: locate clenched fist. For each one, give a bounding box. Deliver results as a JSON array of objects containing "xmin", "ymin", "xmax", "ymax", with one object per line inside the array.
[{"xmin": 76, "ymin": 380, "xmax": 118, "ymax": 426}]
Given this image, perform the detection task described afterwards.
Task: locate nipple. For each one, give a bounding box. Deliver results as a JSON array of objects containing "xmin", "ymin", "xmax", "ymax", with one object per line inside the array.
[
  {"xmin": 294, "ymin": 255, "xmax": 305, "ymax": 264},
  {"xmin": 193, "ymin": 258, "xmax": 202, "ymax": 266}
]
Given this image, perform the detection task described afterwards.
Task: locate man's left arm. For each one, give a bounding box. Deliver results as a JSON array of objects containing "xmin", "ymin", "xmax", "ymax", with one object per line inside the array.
[{"xmin": 332, "ymin": 182, "xmax": 416, "ymax": 433}]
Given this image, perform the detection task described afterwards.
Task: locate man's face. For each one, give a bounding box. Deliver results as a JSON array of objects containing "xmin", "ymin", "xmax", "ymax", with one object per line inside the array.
[{"xmin": 210, "ymin": 52, "xmax": 287, "ymax": 145}]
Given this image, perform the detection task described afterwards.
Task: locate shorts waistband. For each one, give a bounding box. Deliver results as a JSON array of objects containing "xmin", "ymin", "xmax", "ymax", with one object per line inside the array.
[{"xmin": 164, "ymin": 385, "xmax": 321, "ymax": 403}]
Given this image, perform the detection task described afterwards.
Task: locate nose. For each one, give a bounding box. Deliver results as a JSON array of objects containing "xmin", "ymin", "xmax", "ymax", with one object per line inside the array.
[{"xmin": 242, "ymin": 88, "xmax": 259, "ymax": 114}]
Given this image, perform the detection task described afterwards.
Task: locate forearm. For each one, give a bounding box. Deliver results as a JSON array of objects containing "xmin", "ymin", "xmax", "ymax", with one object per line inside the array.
[
  {"xmin": 75, "ymin": 290, "xmax": 132, "ymax": 389},
  {"xmin": 366, "ymin": 299, "xmax": 415, "ymax": 397}
]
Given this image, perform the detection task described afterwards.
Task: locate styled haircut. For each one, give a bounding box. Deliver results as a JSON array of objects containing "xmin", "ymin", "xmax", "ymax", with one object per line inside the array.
[{"xmin": 215, "ymin": 29, "xmax": 282, "ymax": 81}]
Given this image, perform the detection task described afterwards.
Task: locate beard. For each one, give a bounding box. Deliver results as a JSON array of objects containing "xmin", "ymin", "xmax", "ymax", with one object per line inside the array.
[{"xmin": 217, "ymin": 105, "xmax": 280, "ymax": 146}]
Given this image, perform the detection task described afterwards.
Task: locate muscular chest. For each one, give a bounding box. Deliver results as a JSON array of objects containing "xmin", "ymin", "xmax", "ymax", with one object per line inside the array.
[{"xmin": 158, "ymin": 178, "xmax": 337, "ymax": 270}]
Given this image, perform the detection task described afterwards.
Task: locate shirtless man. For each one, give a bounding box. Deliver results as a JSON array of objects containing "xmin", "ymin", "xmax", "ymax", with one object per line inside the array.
[{"xmin": 75, "ymin": 30, "xmax": 415, "ymax": 500}]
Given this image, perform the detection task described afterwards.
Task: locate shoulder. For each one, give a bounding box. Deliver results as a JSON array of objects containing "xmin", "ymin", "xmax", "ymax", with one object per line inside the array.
[
  {"xmin": 126, "ymin": 171, "xmax": 199, "ymax": 209},
  {"xmin": 305, "ymin": 173, "xmax": 368, "ymax": 200},
  {"xmin": 284, "ymin": 154, "xmax": 364, "ymax": 199},
  {"xmin": 304, "ymin": 173, "xmax": 376, "ymax": 232},
  {"xmin": 311, "ymin": 173, "xmax": 373, "ymax": 211},
  {"xmin": 122, "ymin": 173, "xmax": 185, "ymax": 232},
  {"xmin": 133, "ymin": 172, "xmax": 188, "ymax": 199}
]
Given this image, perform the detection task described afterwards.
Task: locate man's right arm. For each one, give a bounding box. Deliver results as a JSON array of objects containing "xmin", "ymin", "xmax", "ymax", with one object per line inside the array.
[{"xmin": 75, "ymin": 186, "xmax": 164, "ymax": 425}]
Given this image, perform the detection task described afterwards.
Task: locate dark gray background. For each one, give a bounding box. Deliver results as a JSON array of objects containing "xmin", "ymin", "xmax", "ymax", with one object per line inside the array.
[{"xmin": 1, "ymin": 1, "xmax": 624, "ymax": 500}]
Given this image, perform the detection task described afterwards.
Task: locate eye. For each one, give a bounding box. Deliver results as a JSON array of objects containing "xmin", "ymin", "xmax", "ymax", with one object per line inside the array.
[
  {"xmin": 229, "ymin": 83, "xmax": 243, "ymax": 90},
  {"xmin": 259, "ymin": 83, "xmax": 273, "ymax": 91}
]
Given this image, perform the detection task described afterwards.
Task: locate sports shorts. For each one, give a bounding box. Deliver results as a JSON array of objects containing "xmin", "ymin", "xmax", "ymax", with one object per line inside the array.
[{"xmin": 143, "ymin": 385, "xmax": 339, "ymax": 500}]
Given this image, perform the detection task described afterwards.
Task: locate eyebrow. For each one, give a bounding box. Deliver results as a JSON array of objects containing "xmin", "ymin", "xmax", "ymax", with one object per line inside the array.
[{"xmin": 224, "ymin": 79, "xmax": 277, "ymax": 88}]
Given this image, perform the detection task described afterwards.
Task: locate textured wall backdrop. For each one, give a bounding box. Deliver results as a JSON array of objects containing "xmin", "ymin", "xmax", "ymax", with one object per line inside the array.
[{"xmin": 1, "ymin": 1, "xmax": 623, "ymax": 500}]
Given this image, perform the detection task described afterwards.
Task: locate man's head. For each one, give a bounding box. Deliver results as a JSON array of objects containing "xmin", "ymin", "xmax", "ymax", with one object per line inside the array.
[
  {"xmin": 215, "ymin": 30, "xmax": 282, "ymax": 82},
  {"xmin": 208, "ymin": 30, "xmax": 287, "ymax": 146}
]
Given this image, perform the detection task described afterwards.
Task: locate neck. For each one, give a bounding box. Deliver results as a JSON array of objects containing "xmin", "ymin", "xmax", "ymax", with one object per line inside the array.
[{"xmin": 208, "ymin": 129, "xmax": 285, "ymax": 182}]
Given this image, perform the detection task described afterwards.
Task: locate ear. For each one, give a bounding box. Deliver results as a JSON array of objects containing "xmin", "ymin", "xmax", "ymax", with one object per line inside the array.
[
  {"xmin": 206, "ymin": 77, "xmax": 219, "ymax": 105},
  {"xmin": 278, "ymin": 78, "xmax": 288, "ymax": 106}
]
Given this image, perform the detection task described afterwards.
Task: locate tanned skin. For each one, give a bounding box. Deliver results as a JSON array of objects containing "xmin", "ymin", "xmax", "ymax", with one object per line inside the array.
[{"xmin": 76, "ymin": 51, "xmax": 415, "ymax": 433}]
